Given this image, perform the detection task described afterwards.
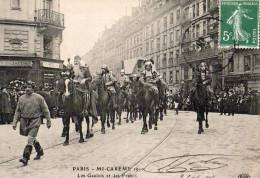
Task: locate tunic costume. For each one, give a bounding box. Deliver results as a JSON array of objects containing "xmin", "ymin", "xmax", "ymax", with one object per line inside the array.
[{"xmin": 13, "ymin": 93, "xmax": 51, "ymax": 141}]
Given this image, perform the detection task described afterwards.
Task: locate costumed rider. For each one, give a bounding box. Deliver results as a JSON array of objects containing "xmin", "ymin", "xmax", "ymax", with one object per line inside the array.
[
  {"xmin": 141, "ymin": 59, "xmax": 159, "ymax": 96},
  {"xmin": 73, "ymin": 61, "xmax": 98, "ymax": 122},
  {"xmin": 101, "ymin": 64, "xmax": 117, "ymax": 109},
  {"xmin": 55, "ymin": 58, "xmax": 73, "ymax": 116},
  {"xmin": 119, "ymin": 69, "xmax": 130, "ymax": 97},
  {"xmin": 198, "ymin": 62, "xmax": 213, "ymax": 96}
]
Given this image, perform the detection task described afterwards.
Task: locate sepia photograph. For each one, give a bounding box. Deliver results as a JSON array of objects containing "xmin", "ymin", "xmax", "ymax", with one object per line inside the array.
[{"xmin": 0, "ymin": 0, "xmax": 259, "ymax": 178}]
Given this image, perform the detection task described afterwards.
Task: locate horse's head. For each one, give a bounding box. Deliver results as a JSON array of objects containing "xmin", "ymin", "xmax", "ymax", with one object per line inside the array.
[{"xmin": 64, "ymin": 78, "xmax": 74, "ymax": 97}]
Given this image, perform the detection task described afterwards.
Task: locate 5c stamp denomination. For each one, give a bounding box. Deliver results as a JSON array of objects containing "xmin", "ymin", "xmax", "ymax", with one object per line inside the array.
[{"xmin": 220, "ymin": 0, "xmax": 259, "ymax": 48}]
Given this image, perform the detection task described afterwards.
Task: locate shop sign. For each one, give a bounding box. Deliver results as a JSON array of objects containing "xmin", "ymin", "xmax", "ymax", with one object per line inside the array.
[
  {"xmin": 0, "ymin": 60, "xmax": 32, "ymax": 67},
  {"xmin": 42, "ymin": 61, "xmax": 61, "ymax": 69}
]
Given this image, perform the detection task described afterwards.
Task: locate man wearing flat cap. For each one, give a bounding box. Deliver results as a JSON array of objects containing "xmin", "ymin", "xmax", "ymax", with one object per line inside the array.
[{"xmin": 12, "ymin": 81, "xmax": 51, "ymax": 166}]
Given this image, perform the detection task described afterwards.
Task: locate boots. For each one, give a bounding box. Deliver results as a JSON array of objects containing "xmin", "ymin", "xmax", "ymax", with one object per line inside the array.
[
  {"xmin": 19, "ymin": 145, "xmax": 32, "ymax": 166},
  {"xmin": 33, "ymin": 141, "xmax": 44, "ymax": 160}
]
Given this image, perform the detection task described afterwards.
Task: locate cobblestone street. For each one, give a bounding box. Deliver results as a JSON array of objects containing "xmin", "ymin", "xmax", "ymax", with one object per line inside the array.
[{"xmin": 0, "ymin": 111, "xmax": 259, "ymax": 178}]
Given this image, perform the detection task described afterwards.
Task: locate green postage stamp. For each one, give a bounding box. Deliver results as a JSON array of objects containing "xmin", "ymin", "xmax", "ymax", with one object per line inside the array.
[{"xmin": 220, "ymin": 0, "xmax": 259, "ymax": 49}]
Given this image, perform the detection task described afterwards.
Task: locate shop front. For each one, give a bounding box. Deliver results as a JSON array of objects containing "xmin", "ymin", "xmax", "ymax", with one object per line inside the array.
[{"xmin": 0, "ymin": 57, "xmax": 63, "ymax": 87}]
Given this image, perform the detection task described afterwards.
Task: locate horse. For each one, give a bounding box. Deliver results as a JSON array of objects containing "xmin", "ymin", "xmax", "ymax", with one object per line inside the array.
[
  {"xmin": 130, "ymin": 77, "xmax": 160, "ymax": 134},
  {"xmin": 94, "ymin": 74, "xmax": 116, "ymax": 134},
  {"xmin": 190, "ymin": 82, "xmax": 210, "ymax": 134},
  {"xmin": 115, "ymin": 87, "xmax": 129, "ymax": 125},
  {"xmin": 156, "ymin": 79, "xmax": 168, "ymax": 120},
  {"xmin": 59, "ymin": 78, "xmax": 94, "ymax": 145}
]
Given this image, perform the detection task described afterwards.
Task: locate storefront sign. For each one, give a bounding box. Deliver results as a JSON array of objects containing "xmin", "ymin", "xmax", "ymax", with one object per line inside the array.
[
  {"xmin": 0, "ymin": 60, "xmax": 32, "ymax": 67},
  {"xmin": 42, "ymin": 61, "xmax": 61, "ymax": 69}
]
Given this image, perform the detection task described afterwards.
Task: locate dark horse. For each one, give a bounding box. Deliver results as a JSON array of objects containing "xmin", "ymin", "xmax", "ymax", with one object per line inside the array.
[
  {"xmin": 94, "ymin": 75, "xmax": 116, "ymax": 134},
  {"xmin": 190, "ymin": 81, "xmax": 210, "ymax": 134},
  {"xmin": 61, "ymin": 78, "xmax": 94, "ymax": 145},
  {"xmin": 131, "ymin": 78, "xmax": 160, "ymax": 134}
]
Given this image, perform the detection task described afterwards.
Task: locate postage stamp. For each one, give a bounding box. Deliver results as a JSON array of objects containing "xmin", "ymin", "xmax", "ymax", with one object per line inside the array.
[{"xmin": 219, "ymin": 0, "xmax": 259, "ymax": 49}]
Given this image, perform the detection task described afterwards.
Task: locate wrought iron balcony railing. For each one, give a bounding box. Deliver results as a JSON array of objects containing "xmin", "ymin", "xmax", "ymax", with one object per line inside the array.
[
  {"xmin": 36, "ymin": 9, "xmax": 64, "ymax": 28},
  {"xmin": 179, "ymin": 47, "xmax": 219, "ymax": 64}
]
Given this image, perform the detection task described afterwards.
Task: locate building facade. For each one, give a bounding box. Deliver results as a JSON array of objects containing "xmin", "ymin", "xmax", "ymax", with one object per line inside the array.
[
  {"xmin": 0, "ymin": 0, "xmax": 65, "ymax": 86},
  {"xmin": 83, "ymin": 0, "xmax": 260, "ymax": 92}
]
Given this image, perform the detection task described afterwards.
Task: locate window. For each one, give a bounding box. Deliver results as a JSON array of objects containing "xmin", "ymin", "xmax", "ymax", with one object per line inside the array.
[
  {"xmin": 156, "ymin": 55, "xmax": 160, "ymax": 69},
  {"xmin": 151, "ymin": 23, "xmax": 154, "ymax": 36},
  {"xmin": 169, "ymin": 52, "xmax": 174, "ymax": 66},
  {"xmin": 176, "ymin": 9, "xmax": 181, "ymax": 21},
  {"xmin": 169, "ymin": 71, "xmax": 173, "ymax": 84},
  {"xmin": 196, "ymin": 24, "xmax": 200, "ymax": 38},
  {"xmin": 11, "ymin": 0, "xmax": 20, "ymax": 9},
  {"xmin": 229, "ymin": 59, "xmax": 234, "ymax": 72},
  {"xmin": 157, "ymin": 20, "xmax": 160, "ymax": 34},
  {"xmin": 184, "ymin": 67, "xmax": 189, "ymax": 80},
  {"xmin": 146, "ymin": 26, "xmax": 149, "ymax": 38},
  {"xmin": 140, "ymin": 47, "xmax": 143, "ymax": 56},
  {"xmin": 192, "ymin": 25, "xmax": 195, "ymax": 38},
  {"xmin": 192, "ymin": 4, "xmax": 196, "ymax": 18},
  {"xmin": 146, "ymin": 42, "xmax": 149, "ymax": 53},
  {"xmin": 176, "ymin": 49, "xmax": 180, "ymax": 58},
  {"xmin": 196, "ymin": 2, "xmax": 200, "ymax": 16},
  {"xmin": 163, "ymin": 16, "xmax": 167, "ymax": 30},
  {"xmin": 156, "ymin": 37, "xmax": 160, "ymax": 50},
  {"xmin": 184, "ymin": 7, "xmax": 189, "ymax": 20},
  {"xmin": 163, "ymin": 53, "xmax": 167, "ymax": 68},
  {"xmin": 170, "ymin": 32, "xmax": 174, "ymax": 43},
  {"xmin": 176, "ymin": 70, "xmax": 179, "ymax": 83},
  {"xmin": 163, "ymin": 35, "xmax": 167, "ymax": 47},
  {"xmin": 43, "ymin": 0, "xmax": 53, "ymax": 10},
  {"xmin": 163, "ymin": 72, "xmax": 167, "ymax": 82},
  {"xmin": 203, "ymin": 21, "xmax": 207, "ymax": 35},
  {"xmin": 170, "ymin": 12, "xmax": 174, "ymax": 24},
  {"xmin": 244, "ymin": 55, "xmax": 251, "ymax": 72},
  {"xmin": 151, "ymin": 40, "xmax": 154, "ymax": 51},
  {"xmin": 176, "ymin": 29, "xmax": 180, "ymax": 41},
  {"xmin": 253, "ymin": 54, "xmax": 260, "ymax": 71},
  {"xmin": 203, "ymin": 0, "xmax": 207, "ymax": 13}
]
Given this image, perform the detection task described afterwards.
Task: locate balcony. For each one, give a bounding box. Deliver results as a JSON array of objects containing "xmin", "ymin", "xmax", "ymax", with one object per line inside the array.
[
  {"xmin": 36, "ymin": 9, "xmax": 64, "ymax": 28},
  {"xmin": 179, "ymin": 47, "xmax": 219, "ymax": 64}
]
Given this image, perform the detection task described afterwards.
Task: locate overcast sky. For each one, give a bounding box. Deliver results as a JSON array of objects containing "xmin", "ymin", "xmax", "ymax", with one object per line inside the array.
[{"xmin": 60, "ymin": 0, "xmax": 139, "ymax": 62}]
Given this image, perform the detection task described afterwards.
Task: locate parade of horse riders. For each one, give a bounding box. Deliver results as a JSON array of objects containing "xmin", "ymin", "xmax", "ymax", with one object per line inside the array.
[{"xmin": 0, "ymin": 1, "xmax": 260, "ymax": 178}]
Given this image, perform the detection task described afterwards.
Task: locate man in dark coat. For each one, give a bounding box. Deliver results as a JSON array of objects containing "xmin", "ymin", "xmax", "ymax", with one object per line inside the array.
[
  {"xmin": 1, "ymin": 87, "xmax": 12, "ymax": 124},
  {"xmin": 12, "ymin": 82, "xmax": 51, "ymax": 166}
]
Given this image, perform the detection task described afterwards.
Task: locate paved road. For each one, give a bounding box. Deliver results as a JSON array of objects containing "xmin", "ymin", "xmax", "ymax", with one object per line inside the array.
[{"xmin": 0, "ymin": 111, "xmax": 259, "ymax": 178}]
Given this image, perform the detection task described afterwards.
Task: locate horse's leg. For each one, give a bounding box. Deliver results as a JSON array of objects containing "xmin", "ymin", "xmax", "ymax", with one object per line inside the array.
[
  {"xmin": 63, "ymin": 114, "xmax": 70, "ymax": 145},
  {"xmin": 106, "ymin": 113, "xmax": 110, "ymax": 128},
  {"xmin": 111, "ymin": 110, "xmax": 115, "ymax": 130},
  {"xmin": 197, "ymin": 110, "xmax": 204, "ymax": 134},
  {"xmin": 126, "ymin": 109, "xmax": 129, "ymax": 122},
  {"xmin": 61, "ymin": 116, "xmax": 66, "ymax": 137},
  {"xmin": 101, "ymin": 111, "xmax": 106, "ymax": 134},
  {"xmin": 77, "ymin": 116, "xmax": 84, "ymax": 143},
  {"xmin": 141, "ymin": 110, "xmax": 148, "ymax": 134},
  {"xmin": 205, "ymin": 107, "xmax": 209, "ymax": 128},
  {"xmin": 85, "ymin": 116, "xmax": 92, "ymax": 139},
  {"xmin": 118, "ymin": 108, "xmax": 121, "ymax": 125},
  {"xmin": 159, "ymin": 106, "xmax": 164, "ymax": 121},
  {"xmin": 154, "ymin": 109, "xmax": 159, "ymax": 130}
]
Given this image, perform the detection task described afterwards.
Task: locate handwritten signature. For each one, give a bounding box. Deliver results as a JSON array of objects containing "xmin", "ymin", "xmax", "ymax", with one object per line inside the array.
[{"xmin": 143, "ymin": 154, "xmax": 238, "ymax": 174}]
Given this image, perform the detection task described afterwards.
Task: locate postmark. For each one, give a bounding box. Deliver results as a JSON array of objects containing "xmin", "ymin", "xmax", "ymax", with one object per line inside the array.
[{"xmin": 219, "ymin": 0, "xmax": 259, "ymax": 49}]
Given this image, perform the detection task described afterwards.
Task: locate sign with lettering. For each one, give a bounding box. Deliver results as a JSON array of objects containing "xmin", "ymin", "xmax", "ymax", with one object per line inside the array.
[
  {"xmin": 42, "ymin": 61, "xmax": 61, "ymax": 69},
  {"xmin": 0, "ymin": 60, "xmax": 32, "ymax": 67}
]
